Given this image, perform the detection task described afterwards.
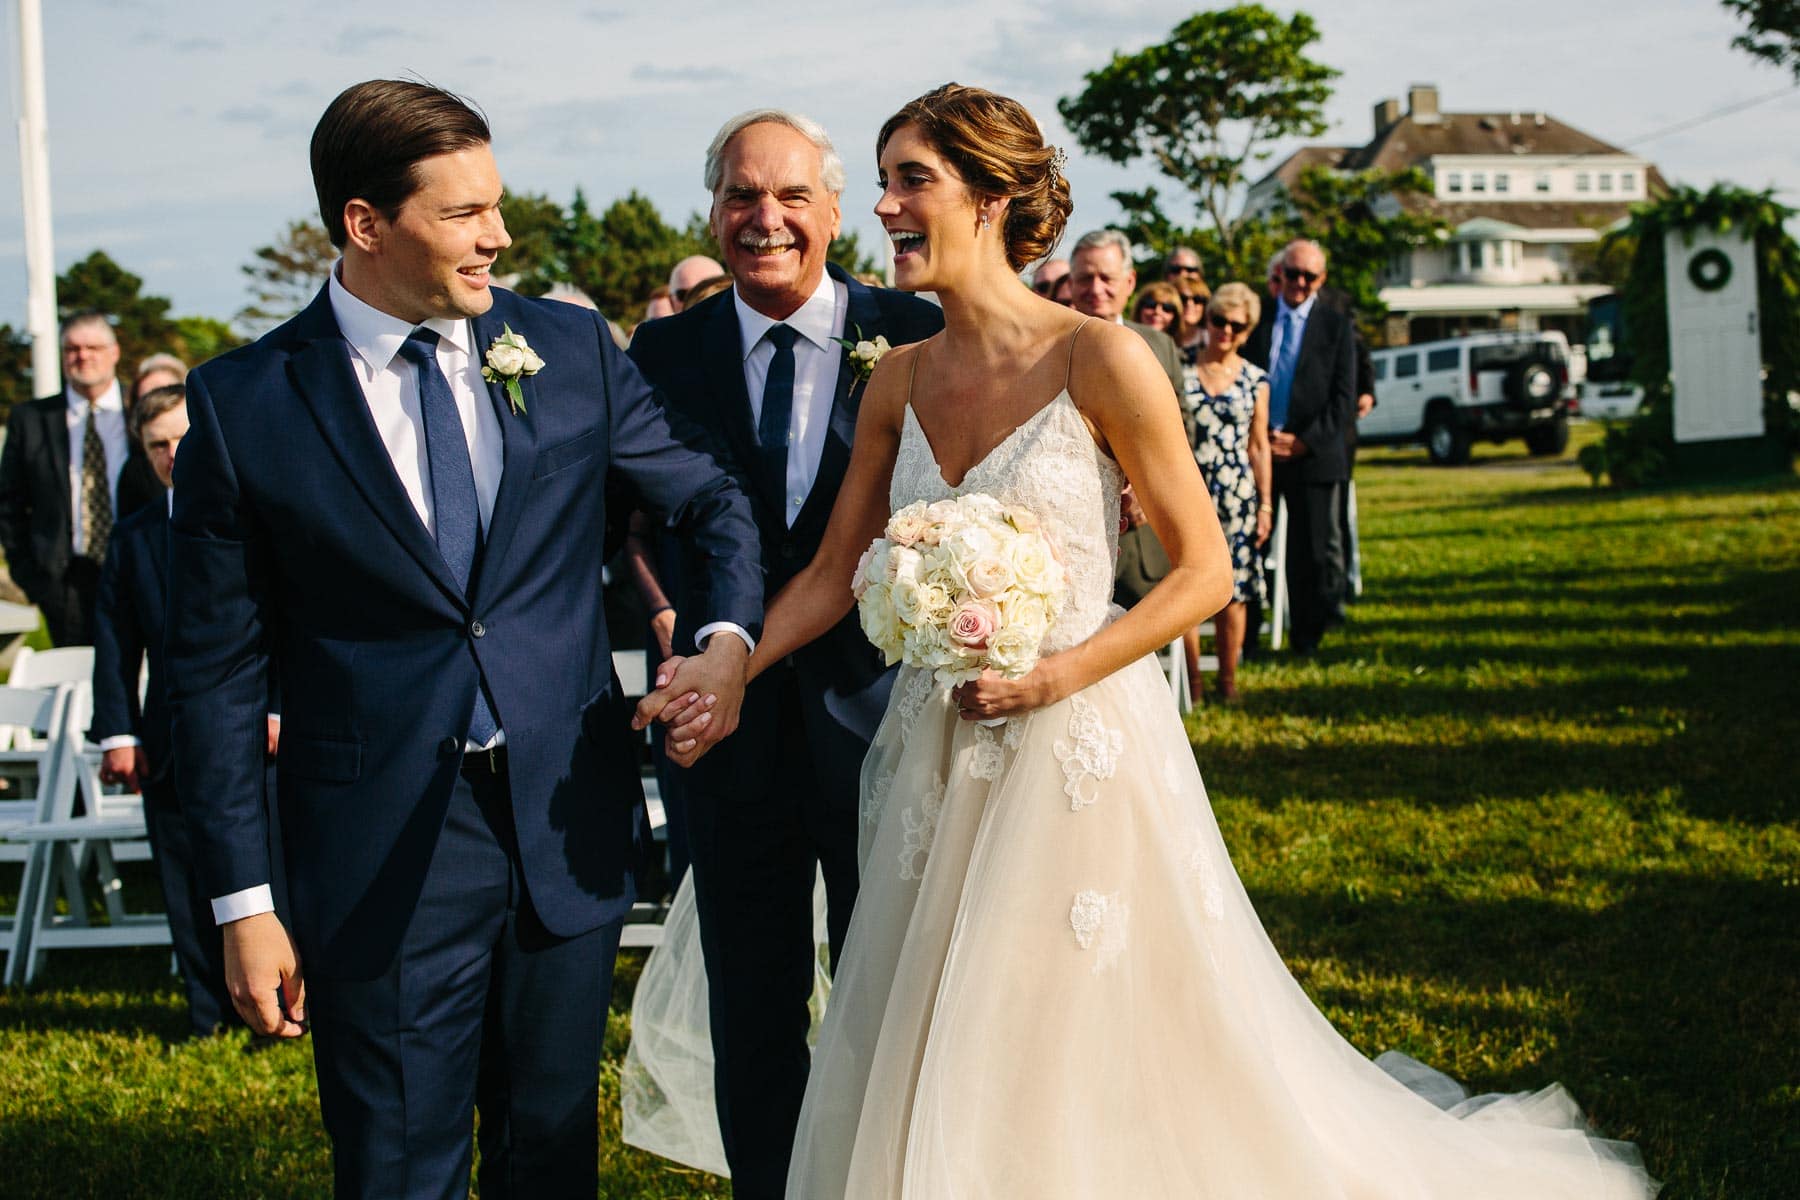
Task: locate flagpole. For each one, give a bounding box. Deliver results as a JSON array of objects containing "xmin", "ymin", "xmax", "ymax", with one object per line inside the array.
[{"xmin": 17, "ymin": 0, "xmax": 59, "ymax": 392}]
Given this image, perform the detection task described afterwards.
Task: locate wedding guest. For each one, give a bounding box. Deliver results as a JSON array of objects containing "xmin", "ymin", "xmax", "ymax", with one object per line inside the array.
[
  {"xmin": 644, "ymin": 286, "xmax": 676, "ymax": 323},
  {"xmin": 1317, "ymin": 285, "xmax": 1376, "ymax": 609},
  {"xmin": 669, "ymin": 254, "xmax": 724, "ymax": 312},
  {"xmin": 1174, "ymin": 276, "xmax": 1211, "ymax": 366},
  {"xmin": 1242, "ymin": 239, "xmax": 1356, "ymax": 655},
  {"xmin": 132, "ymin": 352, "xmax": 187, "ymax": 406},
  {"xmin": 1130, "ymin": 280, "xmax": 1186, "ymax": 344},
  {"xmin": 1031, "ymin": 256, "xmax": 1068, "ymax": 297},
  {"xmin": 1049, "ymin": 273, "xmax": 1073, "ymax": 307},
  {"xmin": 0, "ymin": 313, "xmax": 162, "ymax": 645},
  {"xmin": 1187, "ymin": 284, "xmax": 1272, "ymax": 701},
  {"xmin": 1069, "ymin": 229, "xmax": 1183, "ymax": 402},
  {"xmin": 681, "ymin": 272, "xmax": 733, "ymax": 308},
  {"xmin": 1164, "ymin": 243, "xmax": 1206, "ymax": 287},
  {"xmin": 92, "ymin": 383, "xmax": 285, "ymax": 1036}
]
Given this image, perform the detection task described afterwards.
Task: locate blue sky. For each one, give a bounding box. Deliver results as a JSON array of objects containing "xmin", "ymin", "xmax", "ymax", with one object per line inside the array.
[{"xmin": 1, "ymin": 0, "xmax": 1795, "ymax": 330}]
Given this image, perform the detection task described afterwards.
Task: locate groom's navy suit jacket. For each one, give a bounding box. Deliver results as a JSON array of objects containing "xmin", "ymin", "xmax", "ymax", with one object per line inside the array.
[
  {"xmin": 167, "ymin": 286, "xmax": 762, "ymax": 980},
  {"xmin": 629, "ymin": 265, "xmax": 943, "ymax": 752}
]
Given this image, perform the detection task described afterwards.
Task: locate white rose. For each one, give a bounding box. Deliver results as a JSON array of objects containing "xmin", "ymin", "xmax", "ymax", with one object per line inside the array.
[
  {"xmin": 519, "ymin": 345, "xmax": 545, "ymax": 373},
  {"xmin": 891, "ymin": 577, "xmax": 931, "ymax": 626},
  {"xmin": 886, "ymin": 503, "xmax": 931, "ymax": 547},
  {"xmin": 862, "ymin": 542, "xmax": 892, "ymax": 590},
  {"xmin": 958, "ymin": 493, "xmax": 1005, "ymax": 522},
  {"xmin": 886, "ymin": 544, "xmax": 925, "ymax": 587},
  {"xmin": 985, "ymin": 625, "xmax": 1039, "ymax": 677},
  {"xmin": 918, "ymin": 579, "xmax": 954, "ymax": 622},
  {"xmin": 964, "ymin": 554, "xmax": 1013, "ymax": 598},
  {"xmin": 851, "ymin": 543, "xmax": 877, "ymax": 599},
  {"xmin": 1010, "ymin": 533, "xmax": 1058, "ymax": 593},
  {"xmin": 487, "ymin": 343, "xmax": 527, "ymax": 376},
  {"xmin": 854, "ymin": 340, "xmax": 878, "ymax": 362}
]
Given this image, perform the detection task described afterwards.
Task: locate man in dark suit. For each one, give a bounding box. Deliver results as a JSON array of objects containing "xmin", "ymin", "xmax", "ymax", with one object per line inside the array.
[
  {"xmin": 0, "ymin": 313, "xmax": 162, "ymax": 645},
  {"xmin": 1243, "ymin": 238, "xmax": 1356, "ymax": 654},
  {"xmin": 166, "ymin": 80, "xmax": 762, "ymax": 1198},
  {"xmin": 90, "ymin": 383, "xmax": 285, "ymax": 1037},
  {"xmin": 627, "ymin": 109, "xmax": 941, "ymax": 1199}
]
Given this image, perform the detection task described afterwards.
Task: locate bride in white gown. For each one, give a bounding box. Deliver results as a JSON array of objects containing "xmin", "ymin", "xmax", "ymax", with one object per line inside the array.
[{"xmin": 634, "ymin": 84, "xmax": 1658, "ymax": 1199}]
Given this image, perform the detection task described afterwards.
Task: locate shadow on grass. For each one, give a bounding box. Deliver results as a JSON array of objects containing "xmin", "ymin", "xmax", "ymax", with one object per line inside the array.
[{"xmin": 1249, "ymin": 872, "xmax": 1800, "ymax": 1198}]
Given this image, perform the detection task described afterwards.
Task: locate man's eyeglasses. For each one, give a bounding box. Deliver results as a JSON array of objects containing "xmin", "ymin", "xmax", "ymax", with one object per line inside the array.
[
  {"xmin": 1138, "ymin": 301, "xmax": 1180, "ymax": 318},
  {"xmin": 1282, "ymin": 267, "xmax": 1320, "ymax": 285},
  {"xmin": 1031, "ymin": 278, "xmax": 1059, "ymax": 296},
  {"xmin": 1208, "ymin": 314, "xmax": 1250, "ymax": 334}
]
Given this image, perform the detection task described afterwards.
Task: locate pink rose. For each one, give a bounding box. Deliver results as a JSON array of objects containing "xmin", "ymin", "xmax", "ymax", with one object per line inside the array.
[{"xmin": 947, "ymin": 600, "xmax": 1000, "ymax": 652}]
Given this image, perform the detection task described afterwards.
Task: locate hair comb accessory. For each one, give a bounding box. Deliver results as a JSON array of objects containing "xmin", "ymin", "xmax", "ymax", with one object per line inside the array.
[{"xmin": 1050, "ymin": 146, "xmax": 1069, "ymax": 177}]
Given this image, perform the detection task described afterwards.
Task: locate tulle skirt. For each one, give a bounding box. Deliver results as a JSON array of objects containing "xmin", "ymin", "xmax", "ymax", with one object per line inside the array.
[{"xmin": 622, "ymin": 652, "xmax": 1659, "ymax": 1198}]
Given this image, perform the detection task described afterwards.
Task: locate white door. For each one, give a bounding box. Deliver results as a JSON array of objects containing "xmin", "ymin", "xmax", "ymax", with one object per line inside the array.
[
  {"xmin": 1664, "ymin": 229, "xmax": 1763, "ymax": 443},
  {"xmin": 1366, "ymin": 351, "xmax": 1422, "ymax": 437}
]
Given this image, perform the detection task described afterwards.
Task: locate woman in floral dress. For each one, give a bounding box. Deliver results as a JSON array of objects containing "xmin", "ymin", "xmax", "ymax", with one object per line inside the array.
[{"xmin": 1188, "ymin": 282, "xmax": 1272, "ymax": 701}]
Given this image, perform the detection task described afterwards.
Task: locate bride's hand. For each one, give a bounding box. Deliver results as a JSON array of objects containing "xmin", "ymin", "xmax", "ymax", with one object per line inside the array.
[{"xmin": 950, "ymin": 662, "xmax": 1066, "ymax": 722}]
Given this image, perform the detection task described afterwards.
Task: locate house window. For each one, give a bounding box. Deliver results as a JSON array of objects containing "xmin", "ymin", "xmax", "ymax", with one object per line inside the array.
[
  {"xmin": 1471, "ymin": 172, "xmax": 1487, "ymax": 192},
  {"xmin": 1446, "ymin": 171, "xmax": 1463, "ymax": 194},
  {"xmin": 1535, "ymin": 172, "xmax": 1552, "ymax": 193},
  {"xmin": 1620, "ymin": 171, "xmax": 1637, "ymax": 193},
  {"xmin": 1468, "ymin": 242, "xmax": 1485, "ymax": 270},
  {"xmin": 1495, "ymin": 172, "xmax": 1510, "ymax": 193},
  {"xmin": 1599, "ymin": 173, "xmax": 1614, "ymax": 192},
  {"xmin": 1576, "ymin": 172, "xmax": 1591, "ymax": 192}
]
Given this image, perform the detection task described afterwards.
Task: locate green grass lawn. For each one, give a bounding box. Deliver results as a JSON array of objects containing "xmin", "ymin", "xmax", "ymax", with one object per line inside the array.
[{"xmin": 2, "ymin": 425, "xmax": 1794, "ymax": 1198}]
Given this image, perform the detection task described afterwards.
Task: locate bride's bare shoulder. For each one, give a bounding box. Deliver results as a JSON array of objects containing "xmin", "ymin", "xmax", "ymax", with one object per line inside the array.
[
  {"xmin": 858, "ymin": 335, "xmax": 937, "ymax": 434},
  {"xmin": 1066, "ymin": 318, "xmax": 1177, "ymax": 421}
]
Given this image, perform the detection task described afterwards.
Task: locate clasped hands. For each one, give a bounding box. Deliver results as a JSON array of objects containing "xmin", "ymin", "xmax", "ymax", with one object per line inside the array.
[
  {"xmin": 1270, "ymin": 430, "xmax": 1309, "ymax": 461},
  {"xmin": 631, "ymin": 635, "xmax": 750, "ymax": 767}
]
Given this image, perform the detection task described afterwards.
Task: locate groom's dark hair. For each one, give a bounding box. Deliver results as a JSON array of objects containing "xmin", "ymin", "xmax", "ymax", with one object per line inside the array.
[{"xmin": 311, "ymin": 79, "xmax": 491, "ymax": 248}]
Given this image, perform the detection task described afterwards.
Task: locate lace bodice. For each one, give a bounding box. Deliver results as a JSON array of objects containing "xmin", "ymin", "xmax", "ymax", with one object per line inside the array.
[{"xmin": 891, "ymin": 391, "xmax": 1123, "ymax": 653}]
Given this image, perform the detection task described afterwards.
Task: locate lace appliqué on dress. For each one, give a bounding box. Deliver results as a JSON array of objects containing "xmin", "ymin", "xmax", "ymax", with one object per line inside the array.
[
  {"xmin": 1054, "ymin": 694, "xmax": 1123, "ymax": 809},
  {"xmin": 897, "ymin": 771, "xmax": 947, "ymax": 881},
  {"xmin": 862, "ymin": 768, "xmax": 892, "ymax": 831},
  {"xmin": 1069, "ymin": 889, "xmax": 1130, "ymax": 974},
  {"xmin": 967, "ymin": 716, "xmax": 1026, "ymax": 782},
  {"xmin": 1182, "ymin": 827, "xmax": 1226, "ymax": 922},
  {"xmin": 895, "ymin": 668, "xmax": 934, "ymax": 745}
]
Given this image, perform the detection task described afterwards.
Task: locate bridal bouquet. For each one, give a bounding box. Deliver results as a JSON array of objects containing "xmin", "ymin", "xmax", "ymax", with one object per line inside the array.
[{"xmin": 852, "ymin": 494, "xmax": 1065, "ymax": 686}]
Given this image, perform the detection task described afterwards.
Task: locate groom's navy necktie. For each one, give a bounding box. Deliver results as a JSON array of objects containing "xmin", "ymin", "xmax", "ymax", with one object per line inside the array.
[{"xmin": 397, "ymin": 328, "xmax": 498, "ymax": 745}]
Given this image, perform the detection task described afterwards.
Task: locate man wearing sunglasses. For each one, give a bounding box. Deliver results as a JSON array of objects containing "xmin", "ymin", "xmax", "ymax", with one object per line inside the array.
[
  {"xmin": 669, "ymin": 254, "xmax": 724, "ymax": 313},
  {"xmin": 1164, "ymin": 245, "xmax": 1206, "ymax": 286},
  {"xmin": 1243, "ymin": 239, "xmax": 1356, "ymax": 655},
  {"xmin": 1030, "ymin": 257, "xmax": 1068, "ymax": 298}
]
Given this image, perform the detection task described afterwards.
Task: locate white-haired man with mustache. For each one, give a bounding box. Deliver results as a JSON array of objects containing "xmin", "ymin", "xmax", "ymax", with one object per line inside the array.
[{"xmin": 625, "ymin": 108, "xmax": 941, "ymax": 1197}]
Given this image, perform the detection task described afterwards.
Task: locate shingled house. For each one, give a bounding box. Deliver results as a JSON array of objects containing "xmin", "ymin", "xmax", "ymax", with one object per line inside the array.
[{"xmin": 1245, "ymin": 84, "xmax": 1666, "ymax": 345}]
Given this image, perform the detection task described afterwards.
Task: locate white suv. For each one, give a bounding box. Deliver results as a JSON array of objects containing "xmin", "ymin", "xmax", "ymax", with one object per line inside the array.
[{"xmin": 1361, "ymin": 331, "xmax": 1576, "ymax": 464}]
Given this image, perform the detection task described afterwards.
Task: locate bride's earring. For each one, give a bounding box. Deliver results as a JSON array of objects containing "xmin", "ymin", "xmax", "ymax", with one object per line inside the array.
[{"xmin": 980, "ymin": 212, "xmax": 991, "ymax": 231}]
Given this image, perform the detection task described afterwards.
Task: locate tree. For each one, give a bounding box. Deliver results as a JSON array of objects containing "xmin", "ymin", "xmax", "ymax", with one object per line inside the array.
[
  {"xmin": 57, "ymin": 251, "xmax": 177, "ymax": 376},
  {"xmin": 0, "ymin": 324, "xmax": 33, "ymax": 423},
  {"xmin": 1276, "ymin": 165, "xmax": 1446, "ymax": 323},
  {"xmin": 1058, "ymin": 5, "xmax": 1337, "ymax": 267},
  {"xmin": 1723, "ymin": 0, "xmax": 1800, "ymax": 76},
  {"xmin": 238, "ymin": 219, "xmax": 335, "ymax": 333},
  {"xmin": 828, "ymin": 229, "xmax": 883, "ymax": 278},
  {"xmin": 560, "ymin": 190, "xmax": 716, "ymax": 318},
  {"xmin": 496, "ymin": 190, "xmax": 570, "ymax": 296}
]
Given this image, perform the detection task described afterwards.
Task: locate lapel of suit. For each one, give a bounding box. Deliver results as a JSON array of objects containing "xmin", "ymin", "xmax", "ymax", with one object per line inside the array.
[
  {"xmin": 794, "ymin": 266, "xmax": 874, "ymax": 535},
  {"xmin": 146, "ymin": 500, "xmax": 170, "ymax": 590},
  {"xmin": 43, "ymin": 399, "xmax": 73, "ymax": 534},
  {"xmin": 467, "ymin": 296, "xmax": 540, "ymax": 606},
  {"xmin": 285, "ymin": 289, "xmax": 465, "ymax": 607},
  {"xmin": 702, "ymin": 296, "xmax": 778, "ymax": 512}
]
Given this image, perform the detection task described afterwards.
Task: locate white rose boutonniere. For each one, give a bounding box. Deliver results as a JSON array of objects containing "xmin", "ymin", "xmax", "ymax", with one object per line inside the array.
[
  {"xmin": 832, "ymin": 325, "xmax": 892, "ymax": 386},
  {"xmin": 482, "ymin": 325, "xmax": 544, "ymax": 414}
]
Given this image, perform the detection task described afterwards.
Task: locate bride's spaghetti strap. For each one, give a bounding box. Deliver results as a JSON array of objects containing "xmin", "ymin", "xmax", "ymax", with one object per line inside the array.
[{"xmin": 1065, "ymin": 316, "xmax": 1093, "ymax": 393}]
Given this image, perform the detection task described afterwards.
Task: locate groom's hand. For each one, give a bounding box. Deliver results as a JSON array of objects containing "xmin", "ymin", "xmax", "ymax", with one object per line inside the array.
[
  {"xmin": 632, "ymin": 636, "xmax": 748, "ymax": 766},
  {"xmin": 223, "ymin": 911, "xmax": 307, "ymax": 1038}
]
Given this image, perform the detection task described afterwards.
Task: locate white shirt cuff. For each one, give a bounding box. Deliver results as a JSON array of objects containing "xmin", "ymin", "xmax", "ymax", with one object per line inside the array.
[
  {"xmin": 211, "ymin": 884, "xmax": 275, "ymax": 925},
  {"xmin": 97, "ymin": 734, "xmax": 141, "ymax": 752},
  {"xmin": 693, "ymin": 621, "xmax": 755, "ymax": 655}
]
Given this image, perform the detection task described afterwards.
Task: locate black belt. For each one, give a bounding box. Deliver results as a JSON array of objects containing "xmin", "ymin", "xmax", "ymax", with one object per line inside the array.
[{"xmin": 460, "ymin": 744, "xmax": 509, "ymax": 778}]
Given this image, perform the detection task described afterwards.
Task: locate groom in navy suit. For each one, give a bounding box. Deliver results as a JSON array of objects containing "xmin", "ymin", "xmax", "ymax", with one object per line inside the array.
[
  {"xmin": 627, "ymin": 109, "xmax": 941, "ymax": 1198},
  {"xmin": 166, "ymin": 80, "xmax": 762, "ymax": 1198}
]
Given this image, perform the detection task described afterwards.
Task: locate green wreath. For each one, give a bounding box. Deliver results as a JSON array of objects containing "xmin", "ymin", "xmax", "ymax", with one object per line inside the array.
[{"xmin": 1687, "ymin": 247, "xmax": 1732, "ymax": 292}]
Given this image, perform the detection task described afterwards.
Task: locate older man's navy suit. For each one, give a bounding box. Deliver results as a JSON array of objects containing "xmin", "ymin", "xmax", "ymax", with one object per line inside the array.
[{"xmin": 167, "ymin": 285, "xmax": 762, "ymax": 1198}]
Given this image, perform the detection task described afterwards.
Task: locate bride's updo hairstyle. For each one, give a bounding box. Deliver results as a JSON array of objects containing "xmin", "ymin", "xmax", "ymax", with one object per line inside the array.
[{"xmin": 877, "ymin": 83, "xmax": 1073, "ymax": 273}]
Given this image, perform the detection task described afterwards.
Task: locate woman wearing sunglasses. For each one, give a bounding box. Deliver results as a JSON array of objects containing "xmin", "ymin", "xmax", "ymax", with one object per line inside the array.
[{"xmin": 1185, "ymin": 281, "xmax": 1272, "ymax": 702}]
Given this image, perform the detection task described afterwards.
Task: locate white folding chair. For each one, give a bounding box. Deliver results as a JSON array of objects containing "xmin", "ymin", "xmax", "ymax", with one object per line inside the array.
[
  {"xmin": 614, "ymin": 650, "xmax": 668, "ymax": 949},
  {"xmin": 1266, "ymin": 498, "xmax": 1290, "ymax": 651},
  {"xmin": 0, "ymin": 682, "xmax": 71, "ymax": 982},
  {"xmin": 7, "ymin": 677, "xmax": 169, "ymax": 984}
]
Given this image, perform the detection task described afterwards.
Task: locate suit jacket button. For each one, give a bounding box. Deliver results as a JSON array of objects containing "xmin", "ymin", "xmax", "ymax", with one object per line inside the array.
[
  {"xmin": 470, "ymin": 619, "xmax": 486, "ymax": 638},
  {"xmin": 438, "ymin": 736, "xmax": 459, "ymax": 757}
]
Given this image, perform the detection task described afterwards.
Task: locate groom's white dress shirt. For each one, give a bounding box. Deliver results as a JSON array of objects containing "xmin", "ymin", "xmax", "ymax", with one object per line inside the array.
[
  {"xmin": 213, "ymin": 269, "xmax": 750, "ymax": 924},
  {"xmin": 733, "ymin": 270, "xmax": 847, "ymax": 527}
]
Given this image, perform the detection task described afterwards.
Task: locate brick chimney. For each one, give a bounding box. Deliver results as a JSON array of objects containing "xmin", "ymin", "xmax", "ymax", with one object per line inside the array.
[
  {"xmin": 1408, "ymin": 83, "xmax": 1441, "ymax": 124},
  {"xmin": 1373, "ymin": 98, "xmax": 1402, "ymax": 135}
]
